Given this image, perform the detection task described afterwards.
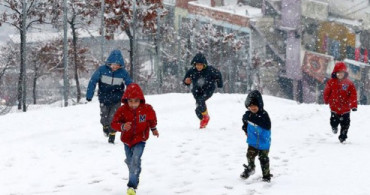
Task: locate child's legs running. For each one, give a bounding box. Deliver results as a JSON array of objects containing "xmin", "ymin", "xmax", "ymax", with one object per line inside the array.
[
  {"xmin": 330, "ymin": 112, "xmax": 340, "ymax": 128},
  {"xmin": 195, "ymin": 96, "xmax": 207, "ymax": 119},
  {"xmin": 125, "ymin": 142, "xmax": 146, "ymax": 189},
  {"xmin": 258, "ymin": 150, "xmax": 270, "ymax": 177},
  {"xmin": 194, "ymin": 92, "xmax": 213, "ymax": 119},
  {"xmin": 124, "ymin": 144, "xmax": 133, "ymax": 172},
  {"xmin": 339, "ymin": 113, "xmax": 350, "ymax": 137},
  {"xmin": 247, "ymin": 146, "xmax": 258, "ymax": 170},
  {"xmin": 100, "ymin": 104, "xmax": 111, "ymax": 127},
  {"xmin": 107, "ymin": 102, "xmax": 121, "ymax": 133}
]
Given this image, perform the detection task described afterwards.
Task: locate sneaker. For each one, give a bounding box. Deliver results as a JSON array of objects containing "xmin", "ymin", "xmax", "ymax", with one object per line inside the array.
[
  {"xmin": 103, "ymin": 126, "xmax": 109, "ymax": 137},
  {"xmin": 108, "ymin": 132, "xmax": 116, "ymax": 144},
  {"xmin": 127, "ymin": 187, "xmax": 136, "ymax": 195},
  {"xmin": 240, "ymin": 164, "xmax": 255, "ymax": 179},
  {"xmin": 262, "ymin": 174, "xmax": 273, "ymax": 182},
  {"xmin": 332, "ymin": 126, "xmax": 338, "ymax": 134},
  {"xmin": 200, "ymin": 114, "xmax": 210, "ymax": 129}
]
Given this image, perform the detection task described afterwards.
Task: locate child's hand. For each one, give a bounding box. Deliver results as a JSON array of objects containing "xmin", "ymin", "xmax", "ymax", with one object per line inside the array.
[
  {"xmin": 152, "ymin": 130, "xmax": 159, "ymax": 138},
  {"xmin": 184, "ymin": 78, "xmax": 192, "ymax": 84},
  {"xmin": 123, "ymin": 122, "xmax": 132, "ymax": 131}
]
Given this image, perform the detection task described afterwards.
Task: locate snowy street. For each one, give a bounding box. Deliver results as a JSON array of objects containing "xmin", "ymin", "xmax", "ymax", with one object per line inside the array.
[{"xmin": 1, "ymin": 93, "xmax": 370, "ymax": 195}]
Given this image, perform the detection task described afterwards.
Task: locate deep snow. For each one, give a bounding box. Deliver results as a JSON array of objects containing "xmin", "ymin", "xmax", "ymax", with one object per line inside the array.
[{"xmin": 1, "ymin": 93, "xmax": 370, "ymax": 195}]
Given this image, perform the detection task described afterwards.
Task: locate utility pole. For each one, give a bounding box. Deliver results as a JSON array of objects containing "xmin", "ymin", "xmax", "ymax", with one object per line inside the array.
[
  {"xmin": 248, "ymin": 30, "xmax": 252, "ymax": 91},
  {"xmin": 131, "ymin": 0, "xmax": 137, "ymax": 81},
  {"xmin": 21, "ymin": 0, "xmax": 27, "ymax": 112},
  {"xmin": 63, "ymin": 0, "xmax": 69, "ymax": 107},
  {"xmin": 100, "ymin": 0, "xmax": 105, "ymax": 63},
  {"xmin": 156, "ymin": 8, "xmax": 163, "ymax": 93}
]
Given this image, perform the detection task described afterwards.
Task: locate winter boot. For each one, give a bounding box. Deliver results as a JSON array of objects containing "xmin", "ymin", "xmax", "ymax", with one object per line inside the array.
[
  {"xmin": 339, "ymin": 128, "xmax": 348, "ymax": 143},
  {"xmin": 339, "ymin": 134, "xmax": 347, "ymax": 143},
  {"xmin": 200, "ymin": 110, "xmax": 210, "ymax": 129},
  {"xmin": 127, "ymin": 187, "xmax": 136, "ymax": 195},
  {"xmin": 331, "ymin": 126, "xmax": 338, "ymax": 134},
  {"xmin": 262, "ymin": 174, "xmax": 273, "ymax": 182},
  {"xmin": 103, "ymin": 125, "xmax": 109, "ymax": 137},
  {"xmin": 108, "ymin": 132, "xmax": 116, "ymax": 144},
  {"xmin": 240, "ymin": 164, "xmax": 255, "ymax": 179}
]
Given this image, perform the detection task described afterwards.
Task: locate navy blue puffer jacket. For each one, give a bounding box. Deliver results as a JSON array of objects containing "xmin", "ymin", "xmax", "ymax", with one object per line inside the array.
[{"xmin": 86, "ymin": 50, "xmax": 132, "ymax": 105}]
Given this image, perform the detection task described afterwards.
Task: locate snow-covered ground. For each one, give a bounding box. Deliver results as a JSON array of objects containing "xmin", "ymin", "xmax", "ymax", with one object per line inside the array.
[{"xmin": 1, "ymin": 93, "xmax": 370, "ymax": 195}]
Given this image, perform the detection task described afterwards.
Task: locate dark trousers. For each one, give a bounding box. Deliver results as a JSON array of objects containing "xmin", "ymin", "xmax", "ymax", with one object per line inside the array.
[
  {"xmin": 246, "ymin": 146, "xmax": 270, "ymax": 177},
  {"xmin": 193, "ymin": 92, "xmax": 213, "ymax": 120},
  {"xmin": 330, "ymin": 112, "xmax": 350, "ymax": 137},
  {"xmin": 100, "ymin": 102, "xmax": 121, "ymax": 133}
]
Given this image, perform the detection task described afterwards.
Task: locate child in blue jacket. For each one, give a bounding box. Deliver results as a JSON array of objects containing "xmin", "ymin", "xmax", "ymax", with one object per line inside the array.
[
  {"xmin": 86, "ymin": 49, "xmax": 132, "ymax": 144},
  {"xmin": 241, "ymin": 90, "xmax": 272, "ymax": 182}
]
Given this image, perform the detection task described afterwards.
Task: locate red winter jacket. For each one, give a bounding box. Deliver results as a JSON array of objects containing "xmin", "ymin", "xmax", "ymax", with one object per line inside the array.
[
  {"xmin": 111, "ymin": 83, "xmax": 157, "ymax": 148},
  {"xmin": 323, "ymin": 62, "xmax": 357, "ymax": 115}
]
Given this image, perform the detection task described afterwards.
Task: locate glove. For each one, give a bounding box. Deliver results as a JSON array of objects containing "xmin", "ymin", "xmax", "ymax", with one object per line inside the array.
[
  {"xmin": 352, "ymin": 108, "xmax": 357, "ymax": 112},
  {"xmin": 86, "ymin": 98, "xmax": 92, "ymax": 102}
]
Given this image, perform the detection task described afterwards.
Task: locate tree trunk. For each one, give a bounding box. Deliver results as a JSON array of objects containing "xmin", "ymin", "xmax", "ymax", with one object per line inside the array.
[
  {"xmin": 125, "ymin": 29, "xmax": 134, "ymax": 80},
  {"xmin": 33, "ymin": 71, "xmax": 37, "ymax": 105},
  {"xmin": 62, "ymin": 0, "xmax": 69, "ymax": 107},
  {"xmin": 70, "ymin": 19, "xmax": 81, "ymax": 103},
  {"xmin": 17, "ymin": 31, "xmax": 23, "ymax": 110}
]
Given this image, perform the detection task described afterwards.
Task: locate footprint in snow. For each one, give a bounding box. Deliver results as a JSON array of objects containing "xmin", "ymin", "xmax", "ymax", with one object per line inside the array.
[
  {"xmin": 224, "ymin": 185, "xmax": 233, "ymax": 190},
  {"xmin": 88, "ymin": 180, "xmax": 102, "ymax": 184}
]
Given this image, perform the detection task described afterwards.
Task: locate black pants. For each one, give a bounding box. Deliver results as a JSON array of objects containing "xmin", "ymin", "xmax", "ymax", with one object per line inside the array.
[
  {"xmin": 330, "ymin": 112, "xmax": 350, "ymax": 136},
  {"xmin": 193, "ymin": 92, "xmax": 213, "ymax": 120}
]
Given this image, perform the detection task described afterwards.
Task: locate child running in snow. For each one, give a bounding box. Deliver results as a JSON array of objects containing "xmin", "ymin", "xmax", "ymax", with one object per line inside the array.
[
  {"xmin": 183, "ymin": 52, "xmax": 223, "ymax": 129},
  {"xmin": 86, "ymin": 49, "xmax": 132, "ymax": 144},
  {"xmin": 241, "ymin": 90, "xmax": 272, "ymax": 182},
  {"xmin": 111, "ymin": 83, "xmax": 159, "ymax": 195},
  {"xmin": 324, "ymin": 61, "xmax": 357, "ymax": 143}
]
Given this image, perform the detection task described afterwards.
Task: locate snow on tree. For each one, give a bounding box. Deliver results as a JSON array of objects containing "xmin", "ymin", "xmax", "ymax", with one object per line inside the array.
[
  {"xmin": 0, "ymin": 43, "xmax": 19, "ymax": 114},
  {"xmin": 49, "ymin": 0, "xmax": 101, "ymax": 103},
  {"xmin": 0, "ymin": 0, "xmax": 56, "ymax": 111},
  {"xmin": 103, "ymin": 0, "xmax": 167, "ymax": 82},
  {"xmin": 170, "ymin": 18, "xmax": 250, "ymax": 93}
]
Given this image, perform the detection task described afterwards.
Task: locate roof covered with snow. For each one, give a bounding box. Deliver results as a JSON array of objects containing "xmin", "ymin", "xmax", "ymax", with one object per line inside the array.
[
  {"xmin": 8, "ymin": 29, "xmax": 128, "ymax": 44},
  {"xmin": 189, "ymin": 0, "xmax": 262, "ymax": 18}
]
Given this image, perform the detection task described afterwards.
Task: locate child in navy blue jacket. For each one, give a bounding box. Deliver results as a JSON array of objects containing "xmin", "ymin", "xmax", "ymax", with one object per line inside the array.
[
  {"xmin": 241, "ymin": 90, "xmax": 272, "ymax": 182},
  {"xmin": 86, "ymin": 49, "xmax": 132, "ymax": 144}
]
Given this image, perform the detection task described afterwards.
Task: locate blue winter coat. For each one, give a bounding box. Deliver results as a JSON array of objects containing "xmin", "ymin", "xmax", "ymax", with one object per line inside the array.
[
  {"xmin": 86, "ymin": 50, "xmax": 132, "ymax": 105},
  {"xmin": 245, "ymin": 119, "xmax": 271, "ymax": 150},
  {"xmin": 242, "ymin": 90, "xmax": 271, "ymax": 150}
]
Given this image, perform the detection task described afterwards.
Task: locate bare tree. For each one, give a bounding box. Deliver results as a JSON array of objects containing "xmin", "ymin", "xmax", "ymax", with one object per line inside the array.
[
  {"xmin": 50, "ymin": 0, "xmax": 101, "ymax": 103},
  {"xmin": 0, "ymin": 0, "xmax": 55, "ymax": 111}
]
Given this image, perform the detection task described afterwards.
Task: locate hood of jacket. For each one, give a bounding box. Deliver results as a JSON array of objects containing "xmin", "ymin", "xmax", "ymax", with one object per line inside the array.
[
  {"xmin": 245, "ymin": 90, "xmax": 264, "ymax": 110},
  {"xmin": 121, "ymin": 83, "xmax": 145, "ymax": 104},
  {"xmin": 106, "ymin": 50, "xmax": 125, "ymax": 67},
  {"xmin": 332, "ymin": 61, "xmax": 348, "ymax": 78},
  {"xmin": 191, "ymin": 52, "xmax": 208, "ymax": 67}
]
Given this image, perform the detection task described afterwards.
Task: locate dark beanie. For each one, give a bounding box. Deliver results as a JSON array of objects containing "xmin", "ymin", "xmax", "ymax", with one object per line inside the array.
[{"xmin": 191, "ymin": 52, "xmax": 208, "ymax": 66}]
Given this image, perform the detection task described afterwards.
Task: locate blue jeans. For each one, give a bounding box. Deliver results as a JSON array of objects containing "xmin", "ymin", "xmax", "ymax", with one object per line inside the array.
[{"xmin": 124, "ymin": 142, "xmax": 146, "ymax": 189}]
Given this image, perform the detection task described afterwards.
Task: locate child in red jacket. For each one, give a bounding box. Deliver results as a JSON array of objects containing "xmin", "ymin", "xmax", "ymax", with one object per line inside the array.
[
  {"xmin": 111, "ymin": 83, "xmax": 159, "ymax": 195},
  {"xmin": 323, "ymin": 62, "xmax": 357, "ymax": 143}
]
